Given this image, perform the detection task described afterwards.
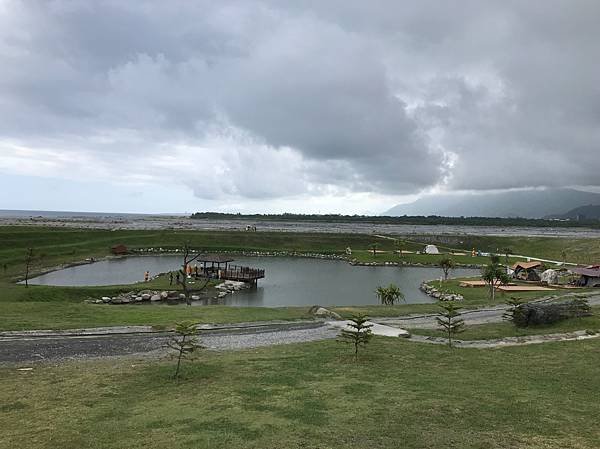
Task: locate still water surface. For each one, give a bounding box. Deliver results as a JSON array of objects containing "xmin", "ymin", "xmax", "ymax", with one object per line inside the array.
[{"xmin": 28, "ymin": 256, "xmax": 479, "ymax": 307}]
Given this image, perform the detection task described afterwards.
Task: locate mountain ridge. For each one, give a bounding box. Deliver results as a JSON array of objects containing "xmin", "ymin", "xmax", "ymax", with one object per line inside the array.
[{"xmin": 384, "ymin": 188, "xmax": 600, "ymax": 219}]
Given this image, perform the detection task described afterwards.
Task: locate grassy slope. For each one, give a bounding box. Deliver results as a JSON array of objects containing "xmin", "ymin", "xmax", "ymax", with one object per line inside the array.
[{"xmin": 1, "ymin": 337, "xmax": 600, "ymax": 449}]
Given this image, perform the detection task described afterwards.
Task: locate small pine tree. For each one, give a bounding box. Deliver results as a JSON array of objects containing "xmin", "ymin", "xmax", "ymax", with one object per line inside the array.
[
  {"xmin": 338, "ymin": 314, "xmax": 373, "ymax": 361},
  {"xmin": 166, "ymin": 321, "xmax": 204, "ymax": 379},
  {"xmin": 502, "ymin": 297, "xmax": 524, "ymax": 323},
  {"xmin": 436, "ymin": 302, "xmax": 465, "ymax": 348}
]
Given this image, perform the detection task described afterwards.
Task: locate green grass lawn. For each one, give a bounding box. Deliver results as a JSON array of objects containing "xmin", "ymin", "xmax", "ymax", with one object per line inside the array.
[{"xmin": 1, "ymin": 337, "xmax": 600, "ymax": 448}]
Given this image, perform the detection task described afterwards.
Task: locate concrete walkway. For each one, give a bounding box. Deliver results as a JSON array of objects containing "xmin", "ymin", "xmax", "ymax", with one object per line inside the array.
[{"xmin": 326, "ymin": 320, "xmax": 410, "ymax": 337}]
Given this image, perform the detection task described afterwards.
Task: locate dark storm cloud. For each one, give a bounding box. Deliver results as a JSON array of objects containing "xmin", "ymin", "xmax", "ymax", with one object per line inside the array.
[{"xmin": 0, "ymin": 0, "xmax": 599, "ymax": 201}]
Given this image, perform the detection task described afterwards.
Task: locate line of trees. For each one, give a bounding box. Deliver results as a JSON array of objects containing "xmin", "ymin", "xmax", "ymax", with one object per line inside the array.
[{"xmin": 190, "ymin": 211, "xmax": 600, "ymax": 228}]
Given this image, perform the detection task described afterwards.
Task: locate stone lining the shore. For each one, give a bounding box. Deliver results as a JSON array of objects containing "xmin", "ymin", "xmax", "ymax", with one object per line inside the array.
[{"xmin": 420, "ymin": 281, "xmax": 464, "ymax": 301}]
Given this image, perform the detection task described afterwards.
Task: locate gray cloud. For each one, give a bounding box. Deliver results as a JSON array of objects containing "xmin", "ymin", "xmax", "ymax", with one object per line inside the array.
[{"xmin": 0, "ymin": 0, "xmax": 599, "ymax": 205}]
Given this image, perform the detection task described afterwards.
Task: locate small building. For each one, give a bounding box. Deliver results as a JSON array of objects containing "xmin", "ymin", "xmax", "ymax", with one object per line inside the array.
[
  {"xmin": 570, "ymin": 266, "xmax": 600, "ymax": 287},
  {"xmin": 424, "ymin": 244, "xmax": 440, "ymax": 255},
  {"xmin": 111, "ymin": 244, "xmax": 128, "ymax": 255},
  {"xmin": 512, "ymin": 261, "xmax": 543, "ymax": 281},
  {"xmin": 196, "ymin": 254, "xmax": 235, "ymax": 275}
]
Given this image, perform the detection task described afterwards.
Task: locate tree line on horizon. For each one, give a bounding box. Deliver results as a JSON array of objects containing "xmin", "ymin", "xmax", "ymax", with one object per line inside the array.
[{"xmin": 189, "ymin": 212, "xmax": 600, "ymax": 228}]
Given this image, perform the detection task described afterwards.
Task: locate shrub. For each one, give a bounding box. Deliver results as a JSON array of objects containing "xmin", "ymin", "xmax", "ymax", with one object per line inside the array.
[{"xmin": 511, "ymin": 299, "xmax": 592, "ymax": 327}]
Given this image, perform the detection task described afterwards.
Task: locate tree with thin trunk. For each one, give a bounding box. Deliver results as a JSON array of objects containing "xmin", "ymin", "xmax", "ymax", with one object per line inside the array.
[
  {"xmin": 23, "ymin": 248, "xmax": 36, "ymax": 288},
  {"xmin": 369, "ymin": 242, "xmax": 380, "ymax": 257},
  {"xmin": 394, "ymin": 239, "xmax": 405, "ymax": 258},
  {"xmin": 439, "ymin": 257, "xmax": 455, "ymax": 281},
  {"xmin": 375, "ymin": 284, "xmax": 405, "ymax": 305},
  {"xmin": 481, "ymin": 255, "xmax": 510, "ymax": 301},
  {"xmin": 166, "ymin": 321, "xmax": 204, "ymax": 379},
  {"xmin": 561, "ymin": 250, "xmax": 567, "ymax": 264},
  {"xmin": 436, "ymin": 302, "xmax": 465, "ymax": 348},
  {"xmin": 338, "ymin": 314, "xmax": 373, "ymax": 361},
  {"xmin": 502, "ymin": 247, "xmax": 512, "ymax": 267},
  {"xmin": 176, "ymin": 242, "xmax": 210, "ymax": 305}
]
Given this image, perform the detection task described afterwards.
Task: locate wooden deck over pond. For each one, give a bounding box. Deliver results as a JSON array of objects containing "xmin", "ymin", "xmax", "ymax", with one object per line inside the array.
[
  {"xmin": 196, "ymin": 260, "xmax": 265, "ymax": 285},
  {"xmin": 219, "ymin": 265, "xmax": 265, "ymax": 284}
]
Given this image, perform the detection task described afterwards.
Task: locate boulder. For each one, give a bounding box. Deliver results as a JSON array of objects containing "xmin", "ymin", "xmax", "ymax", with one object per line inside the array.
[
  {"xmin": 160, "ymin": 291, "xmax": 169, "ymax": 299},
  {"xmin": 141, "ymin": 293, "xmax": 151, "ymax": 301},
  {"xmin": 540, "ymin": 269, "xmax": 559, "ymax": 284},
  {"xmin": 101, "ymin": 296, "xmax": 111, "ymax": 303},
  {"xmin": 150, "ymin": 294, "xmax": 161, "ymax": 302},
  {"xmin": 191, "ymin": 295, "xmax": 200, "ymax": 301},
  {"xmin": 308, "ymin": 305, "xmax": 343, "ymax": 321}
]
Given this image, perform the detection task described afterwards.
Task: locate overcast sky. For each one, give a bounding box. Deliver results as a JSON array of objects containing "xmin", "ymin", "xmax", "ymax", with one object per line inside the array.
[{"xmin": 1, "ymin": 1, "xmax": 599, "ymax": 214}]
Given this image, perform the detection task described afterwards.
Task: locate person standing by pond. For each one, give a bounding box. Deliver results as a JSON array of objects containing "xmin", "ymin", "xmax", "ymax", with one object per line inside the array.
[
  {"xmin": 144, "ymin": 271, "xmax": 149, "ymax": 282},
  {"xmin": 169, "ymin": 272, "xmax": 174, "ymax": 285}
]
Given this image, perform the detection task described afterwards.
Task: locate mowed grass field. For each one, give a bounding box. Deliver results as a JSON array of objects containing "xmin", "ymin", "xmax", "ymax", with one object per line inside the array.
[
  {"xmin": 2, "ymin": 337, "xmax": 600, "ymax": 449},
  {"xmin": 0, "ymin": 226, "xmax": 599, "ymax": 330}
]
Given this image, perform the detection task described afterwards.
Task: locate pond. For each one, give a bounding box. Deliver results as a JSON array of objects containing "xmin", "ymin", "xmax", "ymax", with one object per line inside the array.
[{"xmin": 27, "ymin": 256, "xmax": 479, "ymax": 307}]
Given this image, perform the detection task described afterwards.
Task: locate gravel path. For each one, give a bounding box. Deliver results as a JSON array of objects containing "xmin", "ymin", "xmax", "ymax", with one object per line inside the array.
[{"xmin": 0, "ymin": 323, "xmax": 339, "ymax": 365}]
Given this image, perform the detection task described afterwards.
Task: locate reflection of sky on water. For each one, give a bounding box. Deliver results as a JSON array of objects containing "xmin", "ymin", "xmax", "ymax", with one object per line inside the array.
[{"xmin": 28, "ymin": 256, "xmax": 479, "ymax": 307}]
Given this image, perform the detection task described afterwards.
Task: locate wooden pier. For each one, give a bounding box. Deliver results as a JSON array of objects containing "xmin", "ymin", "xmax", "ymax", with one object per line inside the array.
[
  {"xmin": 193, "ymin": 254, "xmax": 265, "ymax": 285},
  {"xmin": 220, "ymin": 265, "xmax": 265, "ymax": 285}
]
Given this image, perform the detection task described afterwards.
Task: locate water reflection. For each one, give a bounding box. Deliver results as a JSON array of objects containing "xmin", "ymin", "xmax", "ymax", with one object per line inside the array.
[{"xmin": 28, "ymin": 255, "xmax": 479, "ymax": 306}]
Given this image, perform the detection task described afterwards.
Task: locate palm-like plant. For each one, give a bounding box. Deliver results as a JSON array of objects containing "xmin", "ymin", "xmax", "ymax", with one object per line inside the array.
[
  {"xmin": 369, "ymin": 242, "xmax": 380, "ymax": 257},
  {"xmin": 502, "ymin": 247, "xmax": 513, "ymax": 266},
  {"xmin": 394, "ymin": 239, "xmax": 405, "ymax": 258},
  {"xmin": 439, "ymin": 257, "xmax": 455, "ymax": 281},
  {"xmin": 375, "ymin": 283, "xmax": 405, "ymax": 305}
]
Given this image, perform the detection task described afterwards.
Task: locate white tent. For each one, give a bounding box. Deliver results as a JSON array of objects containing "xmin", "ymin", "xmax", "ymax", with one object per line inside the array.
[{"xmin": 424, "ymin": 244, "xmax": 440, "ymax": 255}]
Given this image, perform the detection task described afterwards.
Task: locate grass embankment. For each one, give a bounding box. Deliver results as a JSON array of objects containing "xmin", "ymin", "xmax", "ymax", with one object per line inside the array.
[
  {"xmin": 410, "ymin": 312, "xmax": 600, "ymax": 340},
  {"xmin": 0, "ymin": 226, "xmax": 598, "ymax": 330},
  {"xmin": 2, "ymin": 337, "xmax": 600, "ymax": 449}
]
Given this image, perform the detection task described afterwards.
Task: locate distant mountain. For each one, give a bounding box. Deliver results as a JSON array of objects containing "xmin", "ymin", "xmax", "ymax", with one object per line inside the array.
[
  {"xmin": 384, "ymin": 188, "xmax": 600, "ymax": 219},
  {"xmin": 546, "ymin": 204, "xmax": 600, "ymax": 220}
]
